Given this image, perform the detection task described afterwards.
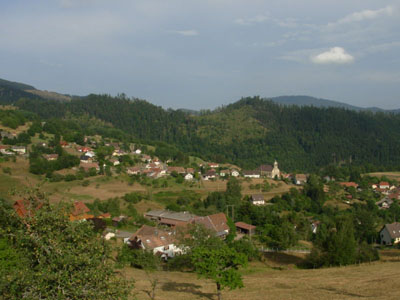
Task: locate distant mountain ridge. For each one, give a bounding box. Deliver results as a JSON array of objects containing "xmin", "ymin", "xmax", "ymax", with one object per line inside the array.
[{"xmin": 269, "ymin": 95, "xmax": 398, "ymax": 113}]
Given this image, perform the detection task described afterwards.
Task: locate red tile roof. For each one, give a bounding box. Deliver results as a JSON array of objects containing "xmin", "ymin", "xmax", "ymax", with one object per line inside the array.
[
  {"xmin": 339, "ymin": 182, "xmax": 358, "ymax": 188},
  {"xmin": 71, "ymin": 201, "xmax": 90, "ymax": 216},
  {"xmin": 235, "ymin": 222, "xmax": 256, "ymax": 231}
]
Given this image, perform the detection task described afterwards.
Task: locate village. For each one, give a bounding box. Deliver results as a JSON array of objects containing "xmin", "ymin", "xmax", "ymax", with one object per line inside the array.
[{"xmin": 3, "ymin": 127, "xmax": 400, "ymax": 262}]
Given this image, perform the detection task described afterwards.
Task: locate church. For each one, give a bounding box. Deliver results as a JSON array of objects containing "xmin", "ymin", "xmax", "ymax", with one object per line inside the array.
[{"xmin": 258, "ymin": 160, "xmax": 280, "ymax": 179}]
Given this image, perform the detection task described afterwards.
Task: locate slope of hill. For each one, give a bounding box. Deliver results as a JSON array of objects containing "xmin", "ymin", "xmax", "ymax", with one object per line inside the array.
[
  {"xmin": 0, "ymin": 78, "xmax": 71, "ymax": 104},
  {"xmin": 13, "ymin": 95, "xmax": 400, "ymax": 172}
]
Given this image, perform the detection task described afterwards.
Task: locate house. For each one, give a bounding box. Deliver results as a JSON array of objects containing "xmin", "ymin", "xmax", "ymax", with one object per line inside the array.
[
  {"xmin": 376, "ymin": 197, "xmax": 394, "ymax": 209},
  {"xmin": 43, "ymin": 154, "xmax": 59, "ymax": 161},
  {"xmin": 186, "ymin": 168, "xmax": 194, "ymax": 174},
  {"xmin": 135, "ymin": 149, "xmax": 142, "ymax": 154},
  {"xmin": 243, "ymin": 170, "xmax": 260, "ymax": 178},
  {"xmin": 231, "ymin": 170, "xmax": 240, "ymax": 177},
  {"xmin": 112, "ymin": 215, "xmax": 128, "ymax": 227},
  {"xmin": 203, "ymin": 170, "xmax": 217, "ymax": 180},
  {"xmin": 145, "ymin": 210, "xmax": 196, "ymax": 227},
  {"xmin": 258, "ymin": 161, "xmax": 280, "ymax": 178},
  {"xmin": 85, "ymin": 151, "xmax": 96, "ymax": 158},
  {"xmin": 109, "ymin": 158, "xmax": 120, "ymax": 166},
  {"xmin": 208, "ymin": 163, "xmax": 219, "ymax": 168},
  {"xmin": 184, "ymin": 173, "xmax": 194, "ymax": 181},
  {"xmin": 69, "ymin": 201, "xmax": 94, "ymax": 221},
  {"xmin": 80, "ymin": 155, "xmax": 93, "ymax": 163},
  {"xmin": 311, "ymin": 221, "xmax": 321, "ymax": 234},
  {"xmin": 339, "ymin": 182, "xmax": 359, "ymax": 189},
  {"xmin": 379, "ymin": 182, "xmax": 390, "ymax": 189},
  {"xmin": 167, "ymin": 166, "xmax": 186, "ymax": 174},
  {"xmin": 0, "ymin": 145, "xmax": 12, "ymax": 155},
  {"xmin": 127, "ymin": 166, "xmax": 141, "ymax": 175},
  {"xmin": 380, "ymin": 222, "xmax": 400, "ymax": 245},
  {"xmin": 77, "ymin": 146, "xmax": 92, "ymax": 153},
  {"xmin": 0, "ymin": 130, "xmax": 16, "ymax": 140},
  {"xmin": 11, "ymin": 146, "xmax": 26, "ymax": 155},
  {"xmin": 59, "ymin": 141, "xmax": 69, "ymax": 147},
  {"xmin": 194, "ymin": 213, "xmax": 230, "ymax": 238},
  {"xmin": 235, "ymin": 222, "xmax": 256, "ymax": 235},
  {"xmin": 128, "ymin": 225, "xmax": 183, "ymax": 259},
  {"xmin": 294, "ymin": 174, "xmax": 308, "ymax": 185},
  {"xmin": 219, "ymin": 169, "xmax": 230, "ymax": 177},
  {"xmin": 13, "ymin": 199, "xmax": 43, "ymax": 218},
  {"xmin": 251, "ymin": 194, "xmax": 265, "ymax": 206}
]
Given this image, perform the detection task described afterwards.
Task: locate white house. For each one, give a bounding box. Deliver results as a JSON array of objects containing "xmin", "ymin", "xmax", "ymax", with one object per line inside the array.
[
  {"xmin": 243, "ymin": 171, "xmax": 260, "ymax": 178},
  {"xmin": 135, "ymin": 149, "xmax": 142, "ymax": 154},
  {"xmin": 231, "ymin": 170, "xmax": 240, "ymax": 177},
  {"xmin": 11, "ymin": 146, "xmax": 26, "ymax": 155},
  {"xmin": 184, "ymin": 173, "xmax": 193, "ymax": 181},
  {"xmin": 85, "ymin": 151, "xmax": 96, "ymax": 158},
  {"xmin": 250, "ymin": 194, "xmax": 265, "ymax": 206},
  {"xmin": 380, "ymin": 222, "xmax": 400, "ymax": 245}
]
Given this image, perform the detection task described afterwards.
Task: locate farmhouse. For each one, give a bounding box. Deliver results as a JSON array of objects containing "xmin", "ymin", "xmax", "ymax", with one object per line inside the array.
[
  {"xmin": 294, "ymin": 174, "xmax": 308, "ymax": 185},
  {"xmin": 128, "ymin": 225, "xmax": 183, "ymax": 259},
  {"xmin": 194, "ymin": 212, "xmax": 230, "ymax": 238},
  {"xmin": 11, "ymin": 146, "xmax": 26, "ymax": 155},
  {"xmin": 380, "ymin": 222, "xmax": 400, "ymax": 245},
  {"xmin": 251, "ymin": 194, "xmax": 265, "ymax": 206},
  {"xmin": 145, "ymin": 210, "xmax": 196, "ymax": 227},
  {"xmin": 231, "ymin": 170, "xmax": 240, "ymax": 177}
]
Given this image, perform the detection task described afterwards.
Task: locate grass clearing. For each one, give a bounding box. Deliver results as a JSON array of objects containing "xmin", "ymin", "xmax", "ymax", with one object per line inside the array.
[{"xmin": 121, "ymin": 254, "xmax": 400, "ymax": 300}]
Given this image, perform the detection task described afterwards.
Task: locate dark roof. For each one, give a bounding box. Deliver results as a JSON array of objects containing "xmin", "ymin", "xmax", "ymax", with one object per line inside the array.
[
  {"xmin": 383, "ymin": 222, "xmax": 400, "ymax": 239},
  {"xmin": 145, "ymin": 210, "xmax": 196, "ymax": 222},
  {"xmin": 251, "ymin": 194, "xmax": 264, "ymax": 201},
  {"xmin": 258, "ymin": 165, "xmax": 273, "ymax": 172}
]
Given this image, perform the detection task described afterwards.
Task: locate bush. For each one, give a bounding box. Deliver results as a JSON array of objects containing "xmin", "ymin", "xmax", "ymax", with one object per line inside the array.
[
  {"xmin": 123, "ymin": 192, "xmax": 142, "ymax": 204},
  {"xmin": 65, "ymin": 174, "xmax": 77, "ymax": 181},
  {"xmin": 2, "ymin": 167, "xmax": 11, "ymax": 175},
  {"xmin": 82, "ymin": 180, "xmax": 90, "ymax": 187}
]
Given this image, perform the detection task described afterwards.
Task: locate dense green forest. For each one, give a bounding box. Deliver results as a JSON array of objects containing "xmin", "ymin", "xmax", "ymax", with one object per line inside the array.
[{"xmin": 3, "ymin": 88, "xmax": 400, "ymax": 171}]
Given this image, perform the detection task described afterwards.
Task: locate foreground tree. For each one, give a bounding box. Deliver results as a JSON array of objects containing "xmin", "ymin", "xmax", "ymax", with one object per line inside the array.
[
  {"xmin": 0, "ymin": 190, "xmax": 131, "ymax": 299},
  {"xmin": 191, "ymin": 246, "xmax": 247, "ymax": 300}
]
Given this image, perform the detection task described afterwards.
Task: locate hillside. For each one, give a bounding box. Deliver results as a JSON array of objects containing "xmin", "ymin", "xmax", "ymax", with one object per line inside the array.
[
  {"xmin": 2, "ymin": 78, "xmax": 400, "ymax": 171},
  {"xmin": 9, "ymin": 95, "xmax": 400, "ymax": 172},
  {"xmin": 0, "ymin": 78, "xmax": 71, "ymax": 104}
]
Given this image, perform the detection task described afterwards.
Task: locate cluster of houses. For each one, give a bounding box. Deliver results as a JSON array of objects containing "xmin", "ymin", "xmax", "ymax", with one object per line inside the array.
[
  {"xmin": 0, "ymin": 144, "xmax": 26, "ymax": 156},
  {"xmin": 126, "ymin": 209, "xmax": 257, "ymax": 259}
]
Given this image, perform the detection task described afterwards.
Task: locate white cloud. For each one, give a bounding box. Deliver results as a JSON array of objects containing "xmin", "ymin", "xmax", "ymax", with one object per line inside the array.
[
  {"xmin": 329, "ymin": 6, "xmax": 394, "ymax": 26},
  {"xmin": 234, "ymin": 15, "xmax": 269, "ymax": 26},
  {"xmin": 311, "ymin": 47, "xmax": 354, "ymax": 65},
  {"xmin": 171, "ymin": 30, "xmax": 199, "ymax": 36}
]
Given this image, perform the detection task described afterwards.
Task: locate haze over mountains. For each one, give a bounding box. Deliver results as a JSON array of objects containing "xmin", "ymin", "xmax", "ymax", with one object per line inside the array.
[{"xmin": 0, "ymin": 77, "xmax": 399, "ymax": 113}]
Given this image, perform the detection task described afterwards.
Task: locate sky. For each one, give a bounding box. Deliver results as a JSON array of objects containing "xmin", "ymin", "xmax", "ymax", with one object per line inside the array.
[{"xmin": 1, "ymin": 0, "xmax": 400, "ymax": 110}]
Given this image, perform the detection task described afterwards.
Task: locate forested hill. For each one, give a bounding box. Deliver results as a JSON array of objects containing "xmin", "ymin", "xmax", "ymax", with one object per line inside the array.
[{"xmin": 10, "ymin": 94, "xmax": 400, "ymax": 172}]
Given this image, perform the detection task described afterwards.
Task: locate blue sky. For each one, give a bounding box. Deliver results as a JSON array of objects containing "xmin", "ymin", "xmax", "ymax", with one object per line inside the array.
[{"xmin": 1, "ymin": 0, "xmax": 400, "ymax": 109}]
